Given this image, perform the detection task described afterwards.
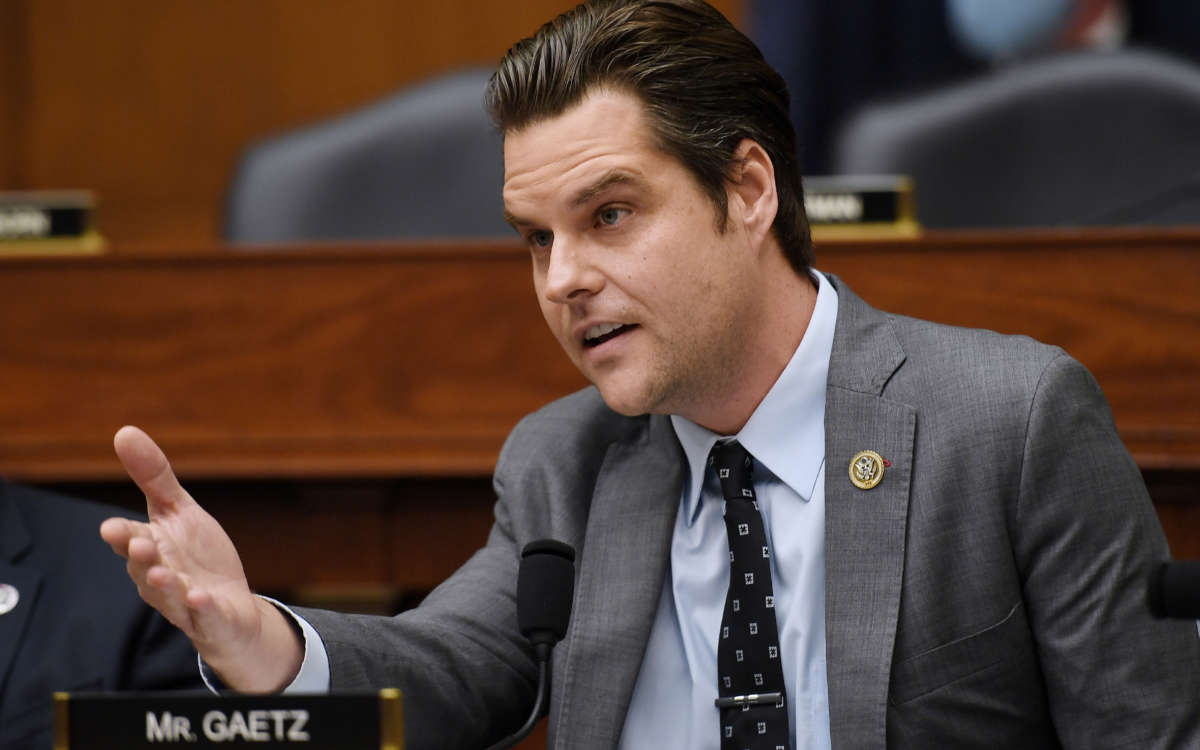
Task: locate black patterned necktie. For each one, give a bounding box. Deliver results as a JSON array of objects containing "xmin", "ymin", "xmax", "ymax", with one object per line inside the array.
[{"xmin": 711, "ymin": 439, "xmax": 791, "ymax": 750}]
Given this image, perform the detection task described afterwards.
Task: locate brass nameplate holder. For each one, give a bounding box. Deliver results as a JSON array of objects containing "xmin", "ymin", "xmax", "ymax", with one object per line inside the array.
[
  {"xmin": 0, "ymin": 190, "xmax": 104, "ymax": 256},
  {"xmin": 803, "ymin": 175, "xmax": 919, "ymax": 239}
]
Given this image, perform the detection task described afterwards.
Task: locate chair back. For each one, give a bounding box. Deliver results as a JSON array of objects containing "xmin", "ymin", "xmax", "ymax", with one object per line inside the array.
[
  {"xmin": 833, "ymin": 50, "xmax": 1200, "ymax": 228},
  {"xmin": 225, "ymin": 67, "xmax": 508, "ymax": 243}
]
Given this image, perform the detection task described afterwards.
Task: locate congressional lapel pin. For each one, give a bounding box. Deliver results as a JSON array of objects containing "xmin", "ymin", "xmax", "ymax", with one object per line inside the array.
[
  {"xmin": 0, "ymin": 583, "xmax": 19, "ymax": 615},
  {"xmin": 849, "ymin": 450, "xmax": 886, "ymax": 490}
]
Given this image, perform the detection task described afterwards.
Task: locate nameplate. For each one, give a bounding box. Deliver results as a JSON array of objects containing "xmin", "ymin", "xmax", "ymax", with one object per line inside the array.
[
  {"xmin": 803, "ymin": 175, "xmax": 919, "ymax": 238},
  {"xmin": 0, "ymin": 191, "xmax": 95, "ymax": 239},
  {"xmin": 53, "ymin": 690, "xmax": 404, "ymax": 750},
  {"xmin": 0, "ymin": 191, "xmax": 103, "ymax": 256}
]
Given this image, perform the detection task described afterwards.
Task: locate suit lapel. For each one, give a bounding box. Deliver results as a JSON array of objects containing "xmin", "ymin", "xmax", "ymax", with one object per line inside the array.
[
  {"xmin": 0, "ymin": 489, "xmax": 41, "ymax": 695},
  {"xmin": 822, "ymin": 276, "xmax": 916, "ymax": 748},
  {"xmin": 548, "ymin": 276, "xmax": 914, "ymax": 748},
  {"xmin": 550, "ymin": 414, "xmax": 684, "ymax": 750}
]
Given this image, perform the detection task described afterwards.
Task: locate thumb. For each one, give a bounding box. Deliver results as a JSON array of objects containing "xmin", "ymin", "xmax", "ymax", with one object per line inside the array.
[{"xmin": 114, "ymin": 425, "xmax": 192, "ymax": 518}]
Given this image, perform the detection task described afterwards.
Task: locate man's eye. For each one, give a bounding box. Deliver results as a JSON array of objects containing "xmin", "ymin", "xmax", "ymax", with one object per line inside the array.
[
  {"xmin": 528, "ymin": 230, "xmax": 553, "ymax": 248},
  {"xmin": 597, "ymin": 207, "xmax": 629, "ymax": 226}
]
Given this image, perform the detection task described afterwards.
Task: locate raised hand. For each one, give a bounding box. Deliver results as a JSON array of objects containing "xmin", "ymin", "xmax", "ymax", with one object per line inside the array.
[{"xmin": 100, "ymin": 426, "xmax": 302, "ymax": 692}]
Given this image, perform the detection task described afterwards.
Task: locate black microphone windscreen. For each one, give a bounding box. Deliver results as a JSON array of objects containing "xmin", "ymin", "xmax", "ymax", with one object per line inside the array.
[
  {"xmin": 517, "ymin": 539, "xmax": 576, "ymax": 648},
  {"xmin": 1149, "ymin": 561, "xmax": 1200, "ymax": 619}
]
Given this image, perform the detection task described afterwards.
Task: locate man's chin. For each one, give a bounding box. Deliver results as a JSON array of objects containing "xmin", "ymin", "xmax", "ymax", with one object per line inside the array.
[{"xmin": 592, "ymin": 381, "xmax": 662, "ymax": 418}]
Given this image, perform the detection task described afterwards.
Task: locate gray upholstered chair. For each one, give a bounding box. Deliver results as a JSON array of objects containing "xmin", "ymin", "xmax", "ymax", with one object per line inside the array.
[
  {"xmin": 225, "ymin": 67, "xmax": 509, "ymax": 243},
  {"xmin": 833, "ymin": 50, "xmax": 1200, "ymax": 228}
]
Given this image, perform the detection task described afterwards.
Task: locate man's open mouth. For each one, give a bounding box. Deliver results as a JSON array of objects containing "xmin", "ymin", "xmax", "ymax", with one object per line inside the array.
[{"xmin": 583, "ymin": 323, "xmax": 636, "ymax": 348}]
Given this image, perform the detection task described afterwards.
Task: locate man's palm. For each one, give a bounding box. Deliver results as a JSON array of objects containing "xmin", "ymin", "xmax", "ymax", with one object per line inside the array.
[{"xmin": 101, "ymin": 426, "xmax": 263, "ymax": 667}]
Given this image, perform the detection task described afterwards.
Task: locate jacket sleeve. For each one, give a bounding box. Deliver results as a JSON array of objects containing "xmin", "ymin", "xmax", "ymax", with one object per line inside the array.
[
  {"xmin": 294, "ymin": 483, "xmax": 539, "ymax": 750},
  {"xmin": 1013, "ymin": 353, "xmax": 1200, "ymax": 749}
]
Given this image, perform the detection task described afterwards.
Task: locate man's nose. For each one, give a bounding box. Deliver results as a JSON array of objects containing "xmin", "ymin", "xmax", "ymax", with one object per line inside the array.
[{"xmin": 542, "ymin": 237, "xmax": 603, "ymax": 304}]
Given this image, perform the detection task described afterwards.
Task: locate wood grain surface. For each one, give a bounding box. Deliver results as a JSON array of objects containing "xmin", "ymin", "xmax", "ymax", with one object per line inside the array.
[{"xmin": 3, "ymin": 229, "xmax": 1197, "ymax": 480}]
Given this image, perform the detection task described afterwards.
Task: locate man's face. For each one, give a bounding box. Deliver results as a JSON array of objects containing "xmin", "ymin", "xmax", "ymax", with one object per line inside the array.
[{"xmin": 502, "ymin": 88, "xmax": 770, "ymax": 426}]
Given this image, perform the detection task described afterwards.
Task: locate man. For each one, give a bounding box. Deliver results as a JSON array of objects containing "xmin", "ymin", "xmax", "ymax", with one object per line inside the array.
[
  {"xmin": 1, "ymin": 481, "xmax": 203, "ymax": 748},
  {"xmin": 101, "ymin": 1, "xmax": 1200, "ymax": 748}
]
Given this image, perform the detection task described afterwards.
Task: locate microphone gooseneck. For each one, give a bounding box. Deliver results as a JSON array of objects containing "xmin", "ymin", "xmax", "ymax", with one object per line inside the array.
[{"xmin": 484, "ymin": 539, "xmax": 576, "ymax": 750}]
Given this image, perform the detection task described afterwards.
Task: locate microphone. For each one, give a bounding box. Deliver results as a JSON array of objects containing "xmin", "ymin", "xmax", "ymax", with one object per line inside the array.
[
  {"xmin": 1148, "ymin": 561, "xmax": 1200, "ymax": 619},
  {"xmin": 485, "ymin": 539, "xmax": 576, "ymax": 750}
]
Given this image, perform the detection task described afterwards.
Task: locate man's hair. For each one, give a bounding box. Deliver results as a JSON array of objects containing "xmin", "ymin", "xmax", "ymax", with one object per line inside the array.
[{"xmin": 485, "ymin": 0, "xmax": 812, "ymax": 274}]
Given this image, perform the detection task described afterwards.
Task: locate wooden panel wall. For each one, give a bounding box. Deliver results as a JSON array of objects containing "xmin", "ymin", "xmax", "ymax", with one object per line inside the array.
[
  {"xmin": 0, "ymin": 0, "xmax": 742, "ymax": 245},
  {"xmin": 0, "ymin": 1, "xmax": 27, "ymax": 185},
  {"xmin": 0, "ymin": 242, "xmax": 584, "ymax": 481}
]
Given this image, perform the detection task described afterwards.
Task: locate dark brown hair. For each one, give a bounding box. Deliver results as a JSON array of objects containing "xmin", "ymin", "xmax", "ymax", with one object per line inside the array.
[{"xmin": 486, "ymin": 0, "xmax": 812, "ymax": 274}]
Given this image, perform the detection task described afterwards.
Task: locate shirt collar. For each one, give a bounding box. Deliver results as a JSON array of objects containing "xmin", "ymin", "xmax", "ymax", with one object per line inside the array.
[{"xmin": 670, "ymin": 270, "xmax": 838, "ymax": 526}]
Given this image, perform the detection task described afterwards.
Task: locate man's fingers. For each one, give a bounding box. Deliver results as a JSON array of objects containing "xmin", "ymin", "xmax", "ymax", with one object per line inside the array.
[
  {"xmin": 100, "ymin": 516, "xmax": 156, "ymax": 558},
  {"xmin": 124, "ymin": 531, "xmax": 166, "ymax": 593},
  {"xmin": 134, "ymin": 564, "xmax": 204, "ymax": 638},
  {"xmin": 142, "ymin": 575, "xmax": 228, "ymax": 647},
  {"xmin": 99, "ymin": 516, "xmax": 134, "ymax": 555},
  {"xmin": 127, "ymin": 533, "xmax": 161, "ymax": 566},
  {"xmin": 114, "ymin": 425, "xmax": 191, "ymax": 516},
  {"xmin": 146, "ymin": 563, "xmax": 180, "ymax": 590}
]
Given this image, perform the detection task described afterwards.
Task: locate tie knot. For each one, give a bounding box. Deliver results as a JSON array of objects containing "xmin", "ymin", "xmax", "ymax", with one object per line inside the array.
[{"xmin": 709, "ymin": 440, "xmax": 755, "ymax": 502}]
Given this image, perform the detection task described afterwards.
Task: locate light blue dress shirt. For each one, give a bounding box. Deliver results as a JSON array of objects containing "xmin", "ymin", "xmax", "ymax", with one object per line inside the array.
[
  {"xmin": 619, "ymin": 271, "xmax": 837, "ymax": 750},
  {"xmin": 273, "ymin": 274, "xmax": 839, "ymax": 750}
]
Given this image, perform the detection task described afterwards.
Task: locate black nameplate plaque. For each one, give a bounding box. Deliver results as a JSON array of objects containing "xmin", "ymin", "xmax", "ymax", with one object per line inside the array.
[
  {"xmin": 0, "ymin": 190, "xmax": 103, "ymax": 255},
  {"xmin": 0, "ymin": 191, "xmax": 95, "ymax": 240},
  {"xmin": 54, "ymin": 690, "xmax": 403, "ymax": 750},
  {"xmin": 802, "ymin": 175, "xmax": 919, "ymax": 237}
]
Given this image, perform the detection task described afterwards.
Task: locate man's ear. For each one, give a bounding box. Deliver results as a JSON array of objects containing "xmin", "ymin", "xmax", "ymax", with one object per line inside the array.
[{"xmin": 727, "ymin": 138, "xmax": 778, "ymax": 245}]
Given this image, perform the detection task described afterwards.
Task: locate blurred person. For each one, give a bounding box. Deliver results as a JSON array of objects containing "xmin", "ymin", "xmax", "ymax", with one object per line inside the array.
[
  {"xmin": 750, "ymin": 0, "xmax": 1200, "ymax": 173},
  {"xmin": 946, "ymin": 0, "xmax": 1126, "ymax": 62},
  {"xmin": 0, "ymin": 480, "xmax": 204, "ymax": 748}
]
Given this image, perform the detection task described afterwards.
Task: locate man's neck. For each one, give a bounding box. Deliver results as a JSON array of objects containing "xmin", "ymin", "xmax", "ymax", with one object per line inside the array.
[{"xmin": 687, "ymin": 265, "xmax": 818, "ymax": 435}]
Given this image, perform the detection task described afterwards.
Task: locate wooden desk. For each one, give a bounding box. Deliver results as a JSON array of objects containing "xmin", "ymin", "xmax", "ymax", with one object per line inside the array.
[
  {"xmin": 1, "ymin": 240, "xmax": 583, "ymax": 480},
  {"xmin": 3, "ymin": 229, "xmax": 1198, "ymax": 479},
  {"xmin": 4, "ymin": 229, "xmax": 1199, "ymax": 590}
]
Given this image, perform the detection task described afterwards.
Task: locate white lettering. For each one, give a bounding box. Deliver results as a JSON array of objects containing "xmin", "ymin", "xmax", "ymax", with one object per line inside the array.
[
  {"xmin": 804, "ymin": 193, "xmax": 864, "ymax": 223},
  {"xmin": 0, "ymin": 208, "xmax": 51, "ymax": 238},
  {"xmin": 225, "ymin": 710, "xmax": 251, "ymax": 741},
  {"xmin": 246, "ymin": 710, "xmax": 270, "ymax": 741},
  {"xmin": 268, "ymin": 710, "xmax": 289, "ymax": 739},
  {"xmin": 146, "ymin": 712, "xmax": 173, "ymax": 742},
  {"xmin": 287, "ymin": 710, "xmax": 310, "ymax": 741},
  {"xmin": 174, "ymin": 716, "xmax": 196, "ymax": 742},
  {"xmin": 202, "ymin": 711, "xmax": 225, "ymax": 741},
  {"xmin": 146, "ymin": 712, "xmax": 194, "ymax": 742},
  {"xmin": 201, "ymin": 709, "xmax": 309, "ymax": 742}
]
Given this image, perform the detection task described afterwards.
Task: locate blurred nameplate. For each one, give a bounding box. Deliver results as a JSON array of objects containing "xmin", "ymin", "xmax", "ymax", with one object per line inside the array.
[
  {"xmin": 0, "ymin": 190, "xmax": 104, "ymax": 255},
  {"xmin": 803, "ymin": 175, "xmax": 919, "ymax": 239},
  {"xmin": 54, "ymin": 690, "xmax": 403, "ymax": 749}
]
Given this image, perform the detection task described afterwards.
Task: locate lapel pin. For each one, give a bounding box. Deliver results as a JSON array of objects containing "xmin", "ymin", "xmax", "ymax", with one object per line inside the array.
[
  {"xmin": 849, "ymin": 450, "xmax": 885, "ymax": 490},
  {"xmin": 0, "ymin": 583, "xmax": 19, "ymax": 615}
]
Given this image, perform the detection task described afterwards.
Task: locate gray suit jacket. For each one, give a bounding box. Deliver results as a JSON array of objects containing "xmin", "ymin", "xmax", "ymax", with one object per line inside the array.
[{"xmin": 300, "ymin": 275, "xmax": 1200, "ymax": 749}]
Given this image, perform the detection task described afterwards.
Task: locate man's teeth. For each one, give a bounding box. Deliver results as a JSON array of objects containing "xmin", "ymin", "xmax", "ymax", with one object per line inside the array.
[{"xmin": 585, "ymin": 323, "xmax": 625, "ymax": 342}]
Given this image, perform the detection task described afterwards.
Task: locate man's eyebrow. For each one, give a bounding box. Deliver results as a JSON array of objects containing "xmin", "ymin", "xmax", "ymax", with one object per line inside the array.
[
  {"xmin": 503, "ymin": 169, "xmax": 645, "ymax": 229},
  {"xmin": 503, "ymin": 209, "xmax": 526, "ymax": 229},
  {"xmin": 569, "ymin": 170, "xmax": 643, "ymax": 209}
]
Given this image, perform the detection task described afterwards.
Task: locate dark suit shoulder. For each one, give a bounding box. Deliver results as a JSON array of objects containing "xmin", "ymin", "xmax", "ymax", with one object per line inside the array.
[
  {"xmin": 0, "ymin": 483, "xmax": 202, "ymax": 750},
  {"xmin": 7, "ymin": 479, "xmax": 143, "ymax": 533}
]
